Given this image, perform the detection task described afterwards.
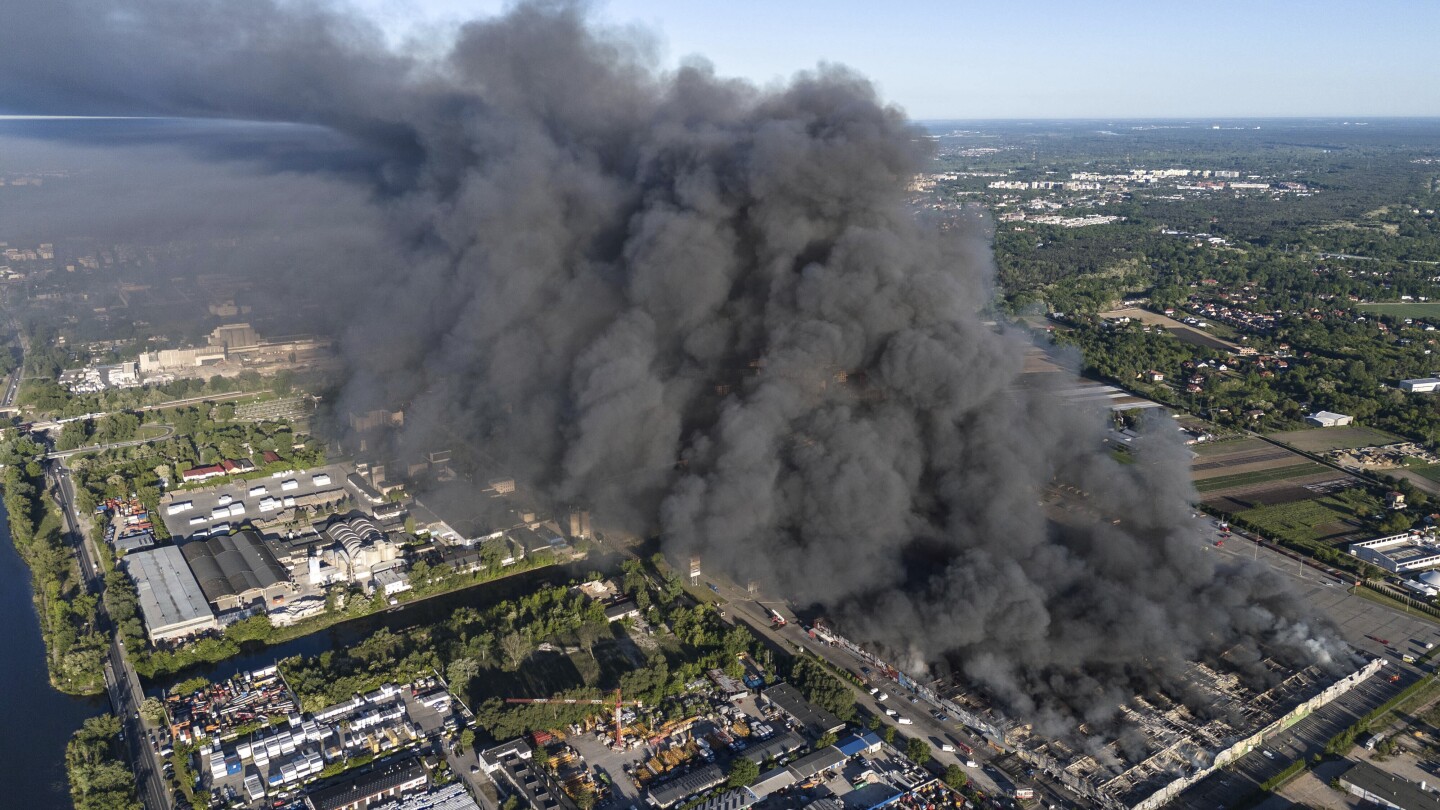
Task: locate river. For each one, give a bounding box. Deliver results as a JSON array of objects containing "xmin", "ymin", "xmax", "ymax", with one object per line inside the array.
[{"xmin": 0, "ymin": 502, "xmax": 106, "ymax": 810}]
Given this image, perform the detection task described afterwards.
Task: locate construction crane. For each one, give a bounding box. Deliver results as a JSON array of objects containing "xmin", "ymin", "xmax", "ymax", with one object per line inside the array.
[{"xmin": 505, "ymin": 688, "xmax": 642, "ymax": 747}]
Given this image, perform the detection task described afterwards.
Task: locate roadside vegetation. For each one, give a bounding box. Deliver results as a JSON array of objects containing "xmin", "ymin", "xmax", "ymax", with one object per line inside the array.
[
  {"xmin": 0, "ymin": 433, "xmax": 106, "ymax": 694},
  {"xmin": 65, "ymin": 714, "xmax": 141, "ymax": 810}
]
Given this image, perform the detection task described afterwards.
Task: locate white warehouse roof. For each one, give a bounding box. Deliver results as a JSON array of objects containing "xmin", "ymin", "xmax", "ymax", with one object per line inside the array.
[{"xmin": 124, "ymin": 545, "xmax": 216, "ymax": 641}]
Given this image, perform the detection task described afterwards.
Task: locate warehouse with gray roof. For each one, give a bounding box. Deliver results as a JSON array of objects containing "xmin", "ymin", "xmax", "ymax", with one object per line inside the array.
[
  {"xmin": 181, "ymin": 529, "xmax": 293, "ymax": 612},
  {"xmin": 123, "ymin": 545, "xmax": 218, "ymax": 642}
]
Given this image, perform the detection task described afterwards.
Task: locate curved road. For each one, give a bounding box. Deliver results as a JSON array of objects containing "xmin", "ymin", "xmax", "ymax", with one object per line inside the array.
[{"xmin": 46, "ymin": 423, "xmax": 177, "ymax": 460}]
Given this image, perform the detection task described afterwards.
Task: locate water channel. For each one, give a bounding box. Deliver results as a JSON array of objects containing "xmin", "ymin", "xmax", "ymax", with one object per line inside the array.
[{"xmin": 143, "ymin": 562, "xmax": 575, "ymax": 693}]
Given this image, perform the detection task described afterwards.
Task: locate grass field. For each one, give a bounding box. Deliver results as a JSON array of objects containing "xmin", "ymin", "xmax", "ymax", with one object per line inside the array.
[
  {"xmin": 1357, "ymin": 302, "xmax": 1440, "ymax": 319},
  {"xmin": 1194, "ymin": 463, "xmax": 1325, "ymax": 493},
  {"xmin": 1236, "ymin": 488, "xmax": 1379, "ymax": 546},
  {"xmin": 1411, "ymin": 465, "xmax": 1440, "ymax": 485},
  {"xmin": 1266, "ymin": 425, "xmax": 1403, "ymax": 453}
]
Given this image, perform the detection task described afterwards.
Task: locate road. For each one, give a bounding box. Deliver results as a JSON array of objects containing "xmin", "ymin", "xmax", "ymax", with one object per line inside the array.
[
  {"xmin": 46, "ymin": 423, "xmax": 176, "ymax": 460},
  {"xmin": 47, "ymin": 458, "xmax": 171, "ymax": 810},
  {"xmin": 695, "ymin": 577, "xmax": 1039, "ymax": 805},
  {"xmin": 1, "ymin": 310, "xmax": 27, "ymax": 410}
]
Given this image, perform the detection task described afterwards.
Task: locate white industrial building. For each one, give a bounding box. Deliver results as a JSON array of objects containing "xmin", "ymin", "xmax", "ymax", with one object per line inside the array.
[
  {"xmin": 1306, "ymin": 410, "xmax": 1354, "ymax": 428},
  {"xmin": 305, "ymin": 515, "xmax": 405, "ymax": 592},
  {"xmin": 124, "ymin": 545, "xmax": 219, "ymax": 642},
  {"xmin": 1403, "ymin": 570, "xmax": 1440, "ymax": 597},
  {"xmin": 1351, "ymin": 532, "xmax": 1440, "ymax": 574},
  {"xmin": 1400, "ymin": 377, "xmax": 1440, "ymax": 393}
]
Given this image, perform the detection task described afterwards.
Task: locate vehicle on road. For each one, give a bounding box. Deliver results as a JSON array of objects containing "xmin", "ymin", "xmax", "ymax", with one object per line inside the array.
[
  {"xmin": 885, "ymin": 708, "xmax": 898, "ymax": 717},
  {"xmin": 897, "ymin": 717, "xmax": 912, "ymax": 725},
  {"xmin": 1261, "ymin": 749, "xmax": 1274, "ymax": 760},
  {"xmin": 875, "ymin": 692, "xmax": 888, "ymax": 701},
  {"xmin": 707, "ymin": 582, "xmax": 720, "ymax": 594}
]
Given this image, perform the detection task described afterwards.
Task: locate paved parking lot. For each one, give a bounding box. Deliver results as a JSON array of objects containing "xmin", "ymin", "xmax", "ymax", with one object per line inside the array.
[
  {"xmin": 1173, "ymin": 521, "xmax": 1440, "ymax": 809},
  {"xmin": 160, "ymin": 463, "xmax": 354, "ymax": 539}
]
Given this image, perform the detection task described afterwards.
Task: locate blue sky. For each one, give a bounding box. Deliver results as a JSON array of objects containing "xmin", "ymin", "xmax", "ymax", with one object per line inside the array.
[{"xmin": 355, "ymin": 0, "xmax": 1440, "ymax": 119}]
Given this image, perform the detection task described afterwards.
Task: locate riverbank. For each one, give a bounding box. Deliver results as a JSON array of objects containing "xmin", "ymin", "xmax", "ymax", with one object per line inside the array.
[
  {"xmin": 0, "ymin": 496, "xmax": 107, "ymax": 809},
  {"xmin": 0, "ymin": 452, "xmax": 106, "ymax": 696}
]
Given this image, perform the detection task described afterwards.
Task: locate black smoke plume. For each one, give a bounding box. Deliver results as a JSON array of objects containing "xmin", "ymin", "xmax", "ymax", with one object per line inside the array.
[{"xmin": 0, "ymin": 0, "xmax": 1343, "ymax": 740}]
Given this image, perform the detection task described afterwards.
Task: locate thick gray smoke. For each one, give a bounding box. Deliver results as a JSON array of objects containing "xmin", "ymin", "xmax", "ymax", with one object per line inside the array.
[{"xmin": 0, "ymin": 0, "xmax": 1344, "ymax": 739}]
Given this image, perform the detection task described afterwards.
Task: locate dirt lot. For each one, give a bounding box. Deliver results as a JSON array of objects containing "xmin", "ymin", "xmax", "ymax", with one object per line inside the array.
[
  {"xmin": 1266, "ymin": 425, "xmax": 1403, "ymax": 453},
  {"xmin": 1099, "ymin": 307, "xmax": 1241, "ymax": 352}
]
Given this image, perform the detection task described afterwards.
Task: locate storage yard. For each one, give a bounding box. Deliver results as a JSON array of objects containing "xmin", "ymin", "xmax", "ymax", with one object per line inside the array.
[
  {"xmin": 167, "ymin": 665, "xmax": 297, "ymax": 745},
  {"xmin": 160, "ymin": 668, "xmax": 463, "ymax": 808},
  {"xmin": 485, "ymin": 700, "xmax": 962, "ymax": 810}
]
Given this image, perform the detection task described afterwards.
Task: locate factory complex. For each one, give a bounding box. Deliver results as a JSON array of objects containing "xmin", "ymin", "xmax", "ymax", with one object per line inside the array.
[{"xmin": 116, "ymin": 455, "xmax": 595, "ymax": 646}]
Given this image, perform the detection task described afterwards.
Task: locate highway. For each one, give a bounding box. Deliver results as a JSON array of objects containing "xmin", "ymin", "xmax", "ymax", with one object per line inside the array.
[{"xmin": 47, "ymin": 458, "xmax": 172, "ymax": 810}]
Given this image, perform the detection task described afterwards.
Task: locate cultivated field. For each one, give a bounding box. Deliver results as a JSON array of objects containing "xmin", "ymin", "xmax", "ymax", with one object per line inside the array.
[
  {"xmin": 1234, "ymin": 488, "xmax": 1380, "ymax": 547},
  {"xmin": 1266, "ymin": 425, "xmax": 1403, "ymax": 453},
  {"xmin": 1356, "ymin": 302, "xmax": 1440, "ymax": 320},
  {"xmin": 1191, "ymin": 437, "xmax": 1356, "ymax": 514}
]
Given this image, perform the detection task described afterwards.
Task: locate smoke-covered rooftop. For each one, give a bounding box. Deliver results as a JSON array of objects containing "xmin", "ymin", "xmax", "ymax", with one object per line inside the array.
[{"xmin": 0, "ymin": 0, "xmax": 1350, "ymax": 742}]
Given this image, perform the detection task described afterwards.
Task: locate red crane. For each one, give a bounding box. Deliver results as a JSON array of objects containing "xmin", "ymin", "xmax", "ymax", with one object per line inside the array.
[{"xmin": 505, "ymin": 688, "xmax": 642, "ymax": 747}]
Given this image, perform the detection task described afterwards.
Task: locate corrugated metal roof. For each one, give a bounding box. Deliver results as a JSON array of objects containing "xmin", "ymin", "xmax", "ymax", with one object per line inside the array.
[
  {"xmin": 181, "ymin": 529, "xmax": 289, "ymax": 603},
  {"xmin": 648, "ymin": 763, "xmax": 725, "ymax": 808},
  {"xmin": 124, "ymin": 545, "xmax": 214, "ymax": 635}
]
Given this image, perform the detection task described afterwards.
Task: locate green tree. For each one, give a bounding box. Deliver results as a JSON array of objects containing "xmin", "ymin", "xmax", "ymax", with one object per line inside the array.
[
  {"xmin": 727, "ymin": 756, "xmax": 759, "ymax": 788},
  {"xmin": 139, "ymin": 696, "xmax": 166, "ymax": 726},
  {"xmin": 942, "ymin": 765, "xmax": 968, "ymax": 791},
  {"xmin": 500, "ymin": 631, "xmax": 532, "ymax": 671},
  {"xmin": 905, "ymin": 737, "xmax": 931, "ymax": 765}
]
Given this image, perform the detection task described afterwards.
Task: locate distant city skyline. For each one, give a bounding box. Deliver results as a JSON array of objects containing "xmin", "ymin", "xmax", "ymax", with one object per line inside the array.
[{"xmin": 355, "ymin": 0, "xmax": 1440, "ymax": 120}]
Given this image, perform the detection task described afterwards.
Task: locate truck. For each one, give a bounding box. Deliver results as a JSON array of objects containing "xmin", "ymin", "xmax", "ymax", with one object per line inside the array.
[{"xmin": 767, "ymin": 607, "xmax": 787, "ymax": 627}]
